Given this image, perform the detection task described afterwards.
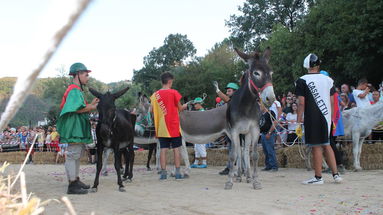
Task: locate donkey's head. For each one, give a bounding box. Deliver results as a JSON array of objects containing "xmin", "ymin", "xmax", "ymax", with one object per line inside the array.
[
  {"xmin": 89, "ymin": 86, "xmax": 129, "ymax": 137},
  {"xmin": 235, "ymin": 47, "xmax": 275, "ymax": 107},
  {"xmin": 137, "ymin": 92, "xmax": 151, "ymax": 116}
]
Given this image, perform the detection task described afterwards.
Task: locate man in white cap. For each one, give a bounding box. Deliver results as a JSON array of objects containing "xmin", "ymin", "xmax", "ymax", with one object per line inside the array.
[{"xmin": 295, "ymin": 54, "xmax": 343, "ymax": 185}]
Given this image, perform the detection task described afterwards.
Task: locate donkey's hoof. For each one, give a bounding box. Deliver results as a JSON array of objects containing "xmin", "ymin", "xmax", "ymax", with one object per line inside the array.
[
  {"xmin": 252, "ymin": 181, "xmax": 262, "ymax": 190},
  {"xmin": 147, "ymin": 167, "xmax": 152, "ymax": 171},
  {"xmin": 90, "ymin": 188, "xmax": 98, "ymax": 193},
  {"xmin": 354, "ymin": 167, "xmax": 363, "ymax": 172},
  {"xmin": 235, "ymin": 177, "xmax": 242, "ymax": 183},
  {"xmin": 246, "ymin": 178, "xmax": 252, "ymax": 183},
  {"xmin": 183, "ymin": 173, "xmax": 190, "ymax": 179},
  {"xmin": 124, "ymin": 178, "xmax": 133, "ymax": 183},
  {"xmin": 224, "ymin": 182, "xmax": 233, "ymax": 190},
  {"xmin": 119, "ymin": 187, "xmax": 126, "ymax": 192},
  {"xmin": 102, "ymin": 172, "xmax": 108, "ymax": 176}
]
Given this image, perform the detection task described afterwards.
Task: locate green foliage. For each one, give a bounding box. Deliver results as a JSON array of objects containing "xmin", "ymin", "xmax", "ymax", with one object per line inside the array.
[
  {"xmin": 226, "ymin": 0, "xmax": 313, "ymax": 50},
  {"xmin": 133, "ymin": 33, "xmax": 196, "ymax": 93}
]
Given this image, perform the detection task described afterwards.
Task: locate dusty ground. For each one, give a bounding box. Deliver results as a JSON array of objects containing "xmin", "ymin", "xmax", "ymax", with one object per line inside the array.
[{"xmin": 4, "ymin": 164, "xmax": 383, "ymax": 215}]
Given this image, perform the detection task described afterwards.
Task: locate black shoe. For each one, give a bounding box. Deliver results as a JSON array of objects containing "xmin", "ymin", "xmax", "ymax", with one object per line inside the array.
[
  {"xmin": 67, "ymin": 182, "xmax": 88, "ymax": 195},
  {"xmin": 75, "ymin": 178, "xmax": 90, "ymax": 189},
  {"xmin": 219, "ymin": 168, "xmax": 230, "ymax": 175},
  {"xmin": 261, "ymin": 168, "xmax": 271, "ymax": 171}
]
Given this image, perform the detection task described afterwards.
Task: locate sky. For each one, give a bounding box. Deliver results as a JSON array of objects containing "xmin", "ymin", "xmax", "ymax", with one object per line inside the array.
[{"xmin": 0, "ymin": 0, "xmax": 244, "ymax": 83}]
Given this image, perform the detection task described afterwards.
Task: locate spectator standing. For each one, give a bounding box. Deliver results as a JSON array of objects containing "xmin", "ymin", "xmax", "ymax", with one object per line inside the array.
[{"xmin": 352, "ymin": 79, "xmax": 371, "ymax": 108}]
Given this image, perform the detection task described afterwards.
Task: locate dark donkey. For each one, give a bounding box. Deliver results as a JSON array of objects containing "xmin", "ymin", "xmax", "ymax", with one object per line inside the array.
[
  {"xmin": 225, "ymin": 48, "xmax": 275, "ymax": 190},
  {"xmin": 89, "ymin": 87, "xmax": 136, "ymax": 192}
]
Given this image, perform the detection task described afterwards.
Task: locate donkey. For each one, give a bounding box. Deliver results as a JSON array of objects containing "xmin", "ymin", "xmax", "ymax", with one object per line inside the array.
[
  {"xmin": 89, "ymin": 87, "xmax": 136, "ymax": 192},
  {"xmin": 342, "ymin": 101, "xmax": 383, "ymax": 170},
  {"xmin": 224, "ymin": 48, "xmax": 275, "ymax": 190},
  {"xmin": 134, "ymin": 93, "xmax": 159, "ymax": 170}
]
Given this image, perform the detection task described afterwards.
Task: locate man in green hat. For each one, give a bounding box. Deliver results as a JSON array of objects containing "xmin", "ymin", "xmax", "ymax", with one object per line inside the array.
[
  {"xmin": 212, "ymin": 81, "xmax": 240, "ymax": 175},
  {"xmin": 190, "ymin": 97, "xmax": 208, "ymax": 168},
  {"xmin": 57, "ymin": 62, "xmax": 99, "ymax": 194}
]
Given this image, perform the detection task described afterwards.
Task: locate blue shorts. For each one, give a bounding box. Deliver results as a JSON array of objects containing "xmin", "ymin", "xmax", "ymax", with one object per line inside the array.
[{"xmin": 158, "ymin": 137, "xmax": 182, "ymax": 149}]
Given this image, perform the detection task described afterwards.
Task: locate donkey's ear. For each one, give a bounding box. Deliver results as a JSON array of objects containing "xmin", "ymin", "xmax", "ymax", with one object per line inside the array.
[
  {"xmin": 234, "ymin": 47, "xmax": 250, "ymax": 61},
  {"xmin": 113, "ymin": 86, "xmax": 129, "ymax": 99},
  {"xmin": 263, "ymin": 47, "xmax": 271, "ymax": 64},
  {"xmin": 89, "ymin": 88, "xmax": 102, "ymax": 98}
]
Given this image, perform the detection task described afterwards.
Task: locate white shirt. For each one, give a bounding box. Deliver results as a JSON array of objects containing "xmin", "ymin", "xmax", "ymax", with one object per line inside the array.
[
  {"xmin": 286, "ymin": 113, "xmax": 298, "ymax": 131},
  {"xmin": 352, "ymin": 89, "xmax": 371, "ymax": 108},
  {"xmin": 270, "ymin": 101, "xmax": 281, "ymax": 118}
]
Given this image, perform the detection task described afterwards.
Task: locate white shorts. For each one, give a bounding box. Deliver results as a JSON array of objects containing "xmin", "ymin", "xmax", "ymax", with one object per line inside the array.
[{"xmin": 194, "ymin": 144, "xmax": 207, "ymax": 158}]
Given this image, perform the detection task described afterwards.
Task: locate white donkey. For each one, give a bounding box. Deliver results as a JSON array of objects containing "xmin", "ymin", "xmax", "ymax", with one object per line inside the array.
[{"xmin": 342, "ymin": 101, "xmax": 383, "ymax": 170}]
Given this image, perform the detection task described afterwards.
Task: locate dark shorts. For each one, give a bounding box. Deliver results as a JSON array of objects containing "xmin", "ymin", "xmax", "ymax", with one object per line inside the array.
[{"xmin": 158, "ymin": 137, "xmax": 182, "ymax": 149}]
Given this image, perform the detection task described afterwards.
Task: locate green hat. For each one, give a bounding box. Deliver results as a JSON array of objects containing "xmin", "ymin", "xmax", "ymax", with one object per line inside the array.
[
  {"xmin": 193, "ymin": 97, "xmax": 203, "ymax": 104},
  {"xmin": 225, "ymin": 82, "xmax": 239, "ymax": 90},
  {"xmin": 69, "ymin": 62, "xmax": 91, "ymax": 75}
]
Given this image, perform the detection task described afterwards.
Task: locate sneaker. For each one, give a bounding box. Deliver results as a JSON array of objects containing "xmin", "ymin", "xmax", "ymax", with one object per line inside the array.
[
  {"xmin": 219, "ymin": 167, "xmax": 230, "ymax": 175},
  {"xmin": 270, "ymin": 168, "xmax": 278, "ymax": 172},
  {"xmin": 67, "ymin": 182, "xmax": 88, "ymax": 194},
  {"xmin": 75, "ymin": 178, "xmax": 90, "ymax": 189},
  {"xmin": 261, "ymin": 168, "xmax": 271, "ymax": 171},
  {"xmin": 198, "ymin": 164, "xmax": 207, "ymax": 168},
  {"xmin": 175, "ymin": 173, "xmax": 184, "ymax": 180},
  {"xmin": 302, "ymin": 177, "xmax": 324, "ymax": 185},
  {"xmin": 333, "ymin": 174, "xmax": 343, "ymax": 183},
  {"xmin": 190, "ymin": 164, "xmax": 198, "ymax": 168},
  {"xmin": 159, "ymin": 170, "xmax": 167, "ymax": 180}
]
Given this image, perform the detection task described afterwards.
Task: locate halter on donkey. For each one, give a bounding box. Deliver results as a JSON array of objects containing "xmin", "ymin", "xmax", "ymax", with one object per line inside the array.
[
  {"xmin": 89, "ymin": 87, "xmax": 136, "ymax": 192},
  {"xmin": 224, "ymin": 47, "xmax": 275, "ymax": 190}
]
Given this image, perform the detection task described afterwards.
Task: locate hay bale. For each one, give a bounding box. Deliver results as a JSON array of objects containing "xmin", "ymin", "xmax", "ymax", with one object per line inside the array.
[
  {"xmin": 0, "ymin": 151, "xmax": 26, "ymax": 164},
  {"xmin": 283, "ymin": 145, "xmax": 308, "ymax": 168}
]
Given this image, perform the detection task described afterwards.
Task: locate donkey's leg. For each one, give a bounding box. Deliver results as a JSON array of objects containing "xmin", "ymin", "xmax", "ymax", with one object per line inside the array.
[
  {"xmin": 235, "ymin": 142, "xmax": 242, "ymax": 182},
  {"xmin": 128, "ymin": 145, "xmax": 135, "ymax": 180},
  {"xmin": 181, "ymin": 138, "xmax": 191, "ymax": 177},
  {"xmin": 225, "ymin": 131, "xmax": 240, "ymax": 190},
  {"xmin": 251, "ymin": 128, "xmax": 262, "ymax": 189},
  {"xmin": 352, "ymin": 133, "xmax": 361, "ymax": 171},
  {"xmin": 122, "ymin": 148, "xmax": 130, "ymax": 181},
  {"xmin": 147, "ymin": 143, "xmax": 155, "ymax": 170},
  {"xmin": 114, "ymin": 148, "xmax": 125, "ymax": 192},
  {"xmin": 243, "ymin": 133, "xmax": 252, "ymax": 183},
  {"xmin": 91, "ymin": 144, "xmax": 104, "ymax": 192},
  {"xmin": 357, "ymin": 137, "xmax": 365, "ymax": 170}
]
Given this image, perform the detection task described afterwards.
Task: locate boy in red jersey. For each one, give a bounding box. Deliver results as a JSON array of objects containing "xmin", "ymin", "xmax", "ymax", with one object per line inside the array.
[{"xmin": 150, "ymin": 72, "xmax": 187, "ymax": 180}]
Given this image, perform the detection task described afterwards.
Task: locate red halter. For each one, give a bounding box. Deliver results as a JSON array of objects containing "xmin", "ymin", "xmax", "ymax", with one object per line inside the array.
[{"xmin": 247, "ymin": 72, "xmax": 273, "ymax": 97}]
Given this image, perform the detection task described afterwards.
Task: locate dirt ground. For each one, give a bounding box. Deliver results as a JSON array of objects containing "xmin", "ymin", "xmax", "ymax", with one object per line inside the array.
[{"xmin": 4, "ymin": 164, "xmax": 383, "ymax": 215}]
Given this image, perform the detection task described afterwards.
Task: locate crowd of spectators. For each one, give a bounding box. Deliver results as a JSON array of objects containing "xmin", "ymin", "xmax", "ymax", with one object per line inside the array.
[{"xmin": 271, "ymin": 79, "xmax": 383, "ymax": 145}]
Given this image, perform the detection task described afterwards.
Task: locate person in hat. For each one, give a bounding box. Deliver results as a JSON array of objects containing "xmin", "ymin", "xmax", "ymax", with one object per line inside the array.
[
  {"xmin": 56, "ymin": 62, "xmax": 99, "ymax": 194},
  {"xmin": 212, "ymin": 81, "xmax": 240, "ymax": 175},
  {"xmin": 213, "ymin": 82, "xmax": 239, "ymax": 103},
  {"xmin": 190, "ymin": 97, "xmax": 208, "ymax": 168},
  {"xmin": 295, "ymin": 54, "xmax": 343, "ymax": 185}
]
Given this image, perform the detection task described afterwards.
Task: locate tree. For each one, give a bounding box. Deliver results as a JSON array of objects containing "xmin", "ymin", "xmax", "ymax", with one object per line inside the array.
[
  {"xmin": 226, "ymin": 0, "xmax": 314, "ymax": 50},
  {"xmin": 298, "ymin": 0, "xmax": 383, "ymax": 87},
  {"xmin": 133, "ymin": 34, "xmax": 196, "ymax": 93}
]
